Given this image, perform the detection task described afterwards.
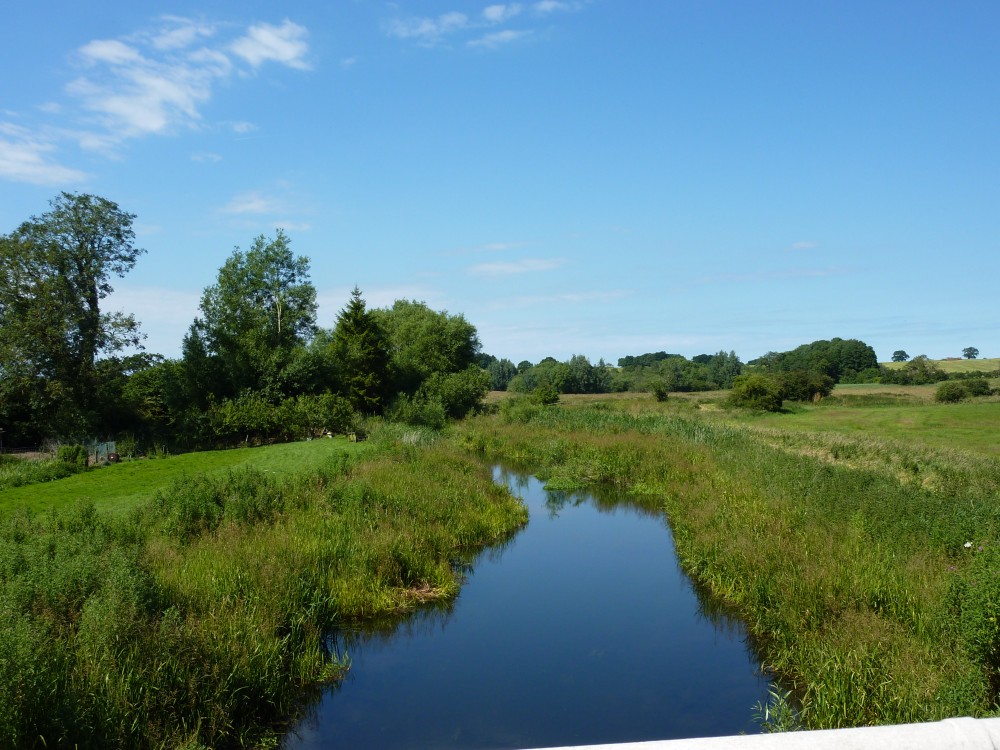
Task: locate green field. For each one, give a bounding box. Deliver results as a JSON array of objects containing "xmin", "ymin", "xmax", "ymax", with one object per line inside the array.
[
  {"xmin": 883, "ymin": 357, "xmax": 1000, "ymax": 373},
  {"xmin": 734, "ymin": 383, "xmax": 1000, "ymax": 457},
  {"xmin": 0, "ymin": 438, "xmax": 369, "ymax": 515}
]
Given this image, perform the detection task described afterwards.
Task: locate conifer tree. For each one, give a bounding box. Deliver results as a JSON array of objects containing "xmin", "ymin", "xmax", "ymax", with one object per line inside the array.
[{"xmin": 333, "ymin": 287, "xmax": 390, "ymax": 414}]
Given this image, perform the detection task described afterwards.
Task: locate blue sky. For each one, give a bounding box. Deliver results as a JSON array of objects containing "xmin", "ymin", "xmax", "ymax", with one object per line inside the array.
[{"xmin": 2, "ymin": 1, "xmax": 998, "ymax": 365}]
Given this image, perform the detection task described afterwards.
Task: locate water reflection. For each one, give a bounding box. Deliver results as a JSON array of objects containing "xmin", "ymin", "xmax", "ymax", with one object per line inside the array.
[{"xmin": 283, "ymin": 466, "xmax": 772, "ymax": 749}]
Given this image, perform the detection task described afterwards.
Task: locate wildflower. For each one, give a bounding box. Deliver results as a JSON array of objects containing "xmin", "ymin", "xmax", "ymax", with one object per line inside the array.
[{"xmin": 965, "ymin": 542, "xmax": 973, "ymax": 549}]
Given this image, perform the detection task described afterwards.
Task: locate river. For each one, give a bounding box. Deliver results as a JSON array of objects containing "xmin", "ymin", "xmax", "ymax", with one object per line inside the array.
[{"xmin": 283, "ymin": 466, "xmax": 772, "ymax": 749}]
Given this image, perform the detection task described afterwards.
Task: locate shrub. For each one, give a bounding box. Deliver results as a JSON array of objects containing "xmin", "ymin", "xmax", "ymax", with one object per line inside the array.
[
  {"xmin": 728, "ymin": 374, "xmax": 783, "ymax": 412},
  {"xmin": 935, "ymin": 381, "xmax": 968, "ymax": 403},
  {"xmin": 964, "ymin": 379, "xmax": 991, "ymax": 397},
  {"xmin": 775, "ymin": 369, "xmax": 834, "ymax": 402},
  {"xmin": 56, "ymin": 444, "xmax": 88, "ymax": 471},
  {"xmin": 649, "ymin": 379, "xmax": 670, "ymax": 402},
  {"xmin": 530, "ymin": 383, "xmax": 560, "ymax": 406}
]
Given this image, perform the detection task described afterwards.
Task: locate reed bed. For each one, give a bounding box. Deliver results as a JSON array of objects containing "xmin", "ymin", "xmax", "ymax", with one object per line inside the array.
[
  {"xmin": 457, "ymin": 402, "xmax": 1000, "ymax": 728},
  {"xmin": 0, "ymin": 436, "xmax": 526, "ymax": 748}
]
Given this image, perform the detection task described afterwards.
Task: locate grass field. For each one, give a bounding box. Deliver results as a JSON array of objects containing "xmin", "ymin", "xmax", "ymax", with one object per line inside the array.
[
  {"xmin": 883, "ymin": 357, "xmax": 1000, "ymax": 373},
  {"xmin": 0, "ymin": 438, "xmax": 369, "ymax": 516}
]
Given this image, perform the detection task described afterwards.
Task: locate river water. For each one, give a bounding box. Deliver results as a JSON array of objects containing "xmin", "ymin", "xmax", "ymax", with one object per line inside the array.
[{"xmin": 283, "ymin": 467, "xmax": 771, "ymax": 749}]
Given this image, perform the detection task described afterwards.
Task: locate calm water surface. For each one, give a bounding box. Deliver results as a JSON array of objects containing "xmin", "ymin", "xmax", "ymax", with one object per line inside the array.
[{"xmin": 283, "ymin": 467, "xmax": 771, "ymax": 749}]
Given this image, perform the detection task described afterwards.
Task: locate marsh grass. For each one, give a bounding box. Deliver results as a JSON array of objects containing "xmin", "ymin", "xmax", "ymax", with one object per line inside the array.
[
  {"xmin": 0, "ymin": 436, "xmax": 526, "ymax": 748},
  {"xmin": 457, "ymin": 404, "xmax": 1000, "ymax": 728}
]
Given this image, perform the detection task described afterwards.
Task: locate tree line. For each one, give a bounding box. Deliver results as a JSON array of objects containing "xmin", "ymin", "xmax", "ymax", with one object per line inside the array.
[{"xmin": 0, "ymin": 194, "xmax": 486, "ymax": 449}]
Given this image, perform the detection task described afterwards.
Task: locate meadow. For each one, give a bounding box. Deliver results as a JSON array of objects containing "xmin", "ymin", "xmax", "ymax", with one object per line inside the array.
[{"xmin": 459, "ymin": 390, "xmax": 1000, "ymax": 729}]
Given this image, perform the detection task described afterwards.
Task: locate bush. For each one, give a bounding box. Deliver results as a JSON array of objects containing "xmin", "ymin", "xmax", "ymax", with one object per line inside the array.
[
  {"xmin": 775, "ymin": 369, "xmax": 834, "ymax": 402},
  {"xmin": 935, "ymin": 381, "xmax": 968, "ymax": 403},
  {"xmin": 964, "ymin": 379, "xmax": 991, "ymax": 397},
  {"xmin": 56, "ymin": 444, "xmax": 88, "ymax": 471},
  {"xmin": 651, "ymin": 381, "xmax": 670, "ymax": 402},
  {"xmin": 530, "ymin": 383, "xmax": 560, "ymax": 406},
  {"xmin": 728, "ymin": 374, "xmax": 783, "ymax": 412}
]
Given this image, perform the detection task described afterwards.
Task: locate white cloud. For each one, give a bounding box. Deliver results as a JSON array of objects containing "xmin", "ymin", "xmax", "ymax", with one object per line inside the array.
[
  {"xmin": 386, "ymin": 13, "xmax": 469, "ymax": 44},
  {"xmin": 149, "ymin": 17, "xmax": 216, "ymax": 51},
  {"xmin": 68, "ymin": 19, "xmax": 305, "ymax": 141},
  {"xmin": 468, "ymin": 29, "xmax": 532, "ymax": 48},
  {"xmin": 191, "ymin": 151, "xmax": 222, "ymax": 163},
  {"xmin": 230, "ymin": 20, "xmax": 310, "ymax": 70},
  {"xmin": 533, "ymin": 1, "xmax": 574, "ymax": 14},
  {"xmin": 789, "ymin": 241, "xmax": 819, "ymax": 251},
  {"xmin": 220, "ymin": 190, "xmax": 285, "ymax": 215},
  {"xmin": 483, "ymin": 4, "xmax": 523, "ymax": 24},
  {"xmin": 468, "ymin": 257, "xmax": 565, "ymax": 275},
  {"xmin": 0, "ymin": 125, "xmax": 88, "ymax": 185}
]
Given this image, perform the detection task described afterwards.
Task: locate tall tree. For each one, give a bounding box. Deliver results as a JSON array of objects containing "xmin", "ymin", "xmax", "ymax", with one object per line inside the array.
[
  {"xmin": 332, "ymin": 287, "xmax": 389, "ymax": 414},
  {"xmin": 963, "ymin": 347, "xmax": 980, "ymax": 360},
  {"xmin": 0, "ymin": 193, "xmax": 144, "ymax": 440},
  {"xmin": 195, "ymin": 230, "xmax": 316, "ymax": 396}
]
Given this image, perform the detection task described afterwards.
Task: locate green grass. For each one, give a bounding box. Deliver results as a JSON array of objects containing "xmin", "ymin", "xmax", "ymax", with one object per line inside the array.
[
  {"xmin": 731, "ymin": 386, "xmax": 1000, "ymax": 457},
  {"xmin": 0, "ymin": 429, "xmax": 527, "ymax": 748},
  {"xmin": 0, "ymin": 438, "xmax": 369, "ymax": 516},
  {"xmin": 883, "ymin": 357, "xmax": 1000, "ymax": 373}
]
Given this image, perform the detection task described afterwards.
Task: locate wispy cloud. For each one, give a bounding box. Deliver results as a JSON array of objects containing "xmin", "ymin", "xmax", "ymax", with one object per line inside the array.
[
  {"xmin": 468, "ymin": 29, "xmax": 533, "ymax": 48},
  {"xmin": 386, "ymin": 1, "xmax": 582, "ymax": 48},
  {"xmin": 789, "ymin": 240, "xmax": 819, "ymax": 251},
  {"xmin": 191, "ymin": 151, "xmax": 222, "ymax": 163},
  {"xmin": 0, "ymin": 123, "xmax": 88, "ymax": 185},
  {"xmin": 219, "ymin": 190, "xmax": 286, "ymax": 215},
  {"xmin": 230, "ymin": 20, "xmax": 310, "ymax": 70},
  {"xmin": 0, "ymin": 15, "xmax": 312, "ymax": 185},
  {"xmin": 483, "ymin": 4, "xmax": 523, "ymax": 24},
  {"xmin": 468, "ymin": 257, "xmax": 565, "ymax": 275},
  {"xmin": 532, "ymin": 1, "xmax": 578, "ymax": 14}
]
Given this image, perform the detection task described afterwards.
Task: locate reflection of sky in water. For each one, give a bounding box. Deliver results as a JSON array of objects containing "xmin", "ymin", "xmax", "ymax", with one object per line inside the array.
[{"xmin": 285, "ymin": 467, "xmax": 772, "ymax": 750}]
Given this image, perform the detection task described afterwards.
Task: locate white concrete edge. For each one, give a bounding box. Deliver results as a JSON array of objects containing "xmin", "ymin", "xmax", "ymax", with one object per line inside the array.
[{"xmin": 523, "ymin": 717, "xmax": 1000, "ymax": 750}]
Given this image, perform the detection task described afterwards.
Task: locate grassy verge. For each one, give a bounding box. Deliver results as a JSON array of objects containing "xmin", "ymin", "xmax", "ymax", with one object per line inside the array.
[
  {"xmin": 0, "ymin": 430, "xmax": 527, "ymax": 748},
  {"xmin": 457, "ymin": 400, "xmax": 1000, "ymax": 728},
  {"xmin": 0, "ymin": 438, "xmax": 370, "ymax": 516}
]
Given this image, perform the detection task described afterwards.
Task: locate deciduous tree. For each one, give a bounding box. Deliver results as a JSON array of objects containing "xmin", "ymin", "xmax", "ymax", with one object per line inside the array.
[{"xmin": 0, "ymin": 193, "xmax": 145, "ymax": 440}]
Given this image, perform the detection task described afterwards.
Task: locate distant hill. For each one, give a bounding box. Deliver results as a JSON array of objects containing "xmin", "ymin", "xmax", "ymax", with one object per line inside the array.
[{"xmin": 883, "ymin": 357, "xmax": 1000, "ymax": 373}]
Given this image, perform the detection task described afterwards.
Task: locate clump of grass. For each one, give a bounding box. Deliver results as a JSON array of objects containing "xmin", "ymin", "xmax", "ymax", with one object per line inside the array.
[{"xmin": 0, "ymin": 453, "xmax": 80, "ymax": 491}]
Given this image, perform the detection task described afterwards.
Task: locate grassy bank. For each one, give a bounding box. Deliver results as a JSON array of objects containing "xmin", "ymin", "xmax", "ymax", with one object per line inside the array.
[
  {"xmin": 458, "ymin": 400, "xmax": 1000, "ymax": 728},
  {"xmin": 0, "ymin": 438, "xmax": 369, "ymax": 515},
  {"xmin": 0, "ymin": 430, "xmax": 527, "ymax": 748}
]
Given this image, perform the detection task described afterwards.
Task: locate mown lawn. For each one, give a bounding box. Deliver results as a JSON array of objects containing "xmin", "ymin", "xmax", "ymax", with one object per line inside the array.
[{"xmin": 0, "ymin": 438, "xmax": 368, "ymax": 516}]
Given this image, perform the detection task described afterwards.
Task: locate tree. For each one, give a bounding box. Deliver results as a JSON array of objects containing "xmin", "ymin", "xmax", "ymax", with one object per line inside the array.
[
  {"xmin": 373, "ymin": 300, "xmax": 481, "ymax": 396},
  {"xmin": 332, "ymin": 287, "xmax": 389, "ymax": 414},
  {"xmin": 891, "ymin": 350, "xmax": 909, "ymax": 362},
  {"xmin": 0, "ymin": 193, "xmax": 145, "ymax": 440},
  {"xmin": 963, "ymin": 347, "xmax": 980, "ymax": 360},
  {"xmin": 195, "ymin": 231, "xmax": 316, "ymax": 396}
]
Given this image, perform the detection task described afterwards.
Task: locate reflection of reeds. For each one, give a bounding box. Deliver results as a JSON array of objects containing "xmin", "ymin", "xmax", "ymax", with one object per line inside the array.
[
  {"xmin": 458, "ymin": 404, "xmax": 1000, "ymax": 729},
  {"xmin": 0, "ymin": 433, "xmax": 527, "ymax": 748}
]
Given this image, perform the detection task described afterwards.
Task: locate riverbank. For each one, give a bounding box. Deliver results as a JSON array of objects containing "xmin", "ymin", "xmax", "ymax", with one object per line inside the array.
[
  {"xmin": 0, "ymin": 426, "xmax": 527, "ymax": 748},
  {"xmin": 457, "ymin": 400, "xmax": 1000, "ymax": 728}
]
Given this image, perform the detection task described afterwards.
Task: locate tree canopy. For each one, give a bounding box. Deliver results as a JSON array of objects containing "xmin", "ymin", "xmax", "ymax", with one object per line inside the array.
[
  {"xmin": 195, "ymin": 230, "xmax": 317, "ymax": 396},
  {"xmin": 0, "ymin": 193, "xmax": 145, "ymax": 440}
]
